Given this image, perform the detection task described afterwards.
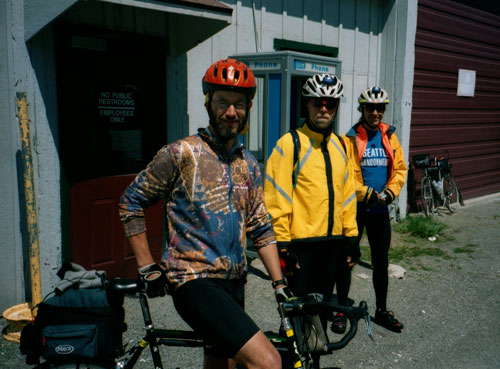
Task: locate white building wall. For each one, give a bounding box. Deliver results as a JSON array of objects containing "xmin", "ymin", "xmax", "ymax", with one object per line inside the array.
[{"xmin": 186, "ymin": 0, "xmax": 393, "ymax": 136}]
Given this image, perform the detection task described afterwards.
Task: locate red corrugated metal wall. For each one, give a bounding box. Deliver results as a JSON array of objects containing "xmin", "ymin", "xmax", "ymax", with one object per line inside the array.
[{"xmin": 409, "ymin": 0, "xmax": 500, "ymax": 210}]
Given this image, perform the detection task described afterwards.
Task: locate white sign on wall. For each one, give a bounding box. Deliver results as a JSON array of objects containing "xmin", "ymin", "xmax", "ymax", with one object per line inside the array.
[{"xmin": 457, "ymin": 69, "xmax": 476, "ymax": 97}]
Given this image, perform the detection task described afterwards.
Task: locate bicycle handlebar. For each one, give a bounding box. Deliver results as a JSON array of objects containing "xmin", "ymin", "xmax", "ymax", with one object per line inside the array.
[{"xmin": 280, "ymin": 298, "xmax": 368, "ymax": 352}]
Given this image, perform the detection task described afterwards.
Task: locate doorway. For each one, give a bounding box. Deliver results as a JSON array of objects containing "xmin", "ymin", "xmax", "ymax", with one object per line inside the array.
[{"xmin": 56, "ymin": 27, "xmax": 166, "ymax": 278}]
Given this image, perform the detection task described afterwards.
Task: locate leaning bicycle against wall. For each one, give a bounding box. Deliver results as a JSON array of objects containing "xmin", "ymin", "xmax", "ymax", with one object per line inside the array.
[
  {"xmin": 342, "ymin": 86, "xmax": 408, "ymax": 332},
  {"xmin": 119, "ymin": 58, "xmax": 291, "ymax": 369}
]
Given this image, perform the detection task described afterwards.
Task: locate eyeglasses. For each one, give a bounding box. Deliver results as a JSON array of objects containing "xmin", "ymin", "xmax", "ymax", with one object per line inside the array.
[
  {"xmin": 364, "ymin": 104, "xmax": 386, "ymax": 113},
  {"xmin": 213, "ymin": 99, "xmax": 247, "ymax": 112},
  {"xmin": 310, "ymin": 98, "xmax": 339, "ymax": 110}
]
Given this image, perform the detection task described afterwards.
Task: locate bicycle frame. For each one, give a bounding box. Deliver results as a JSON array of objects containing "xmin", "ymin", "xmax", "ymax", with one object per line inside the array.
[{"xmin": 107, "ymin": 278, "xmax": 369, "ymax": 369}]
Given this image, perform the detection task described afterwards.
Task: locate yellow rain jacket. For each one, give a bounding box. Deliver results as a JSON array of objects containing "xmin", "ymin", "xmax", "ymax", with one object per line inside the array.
[
  {"xmin": 264, "ymin": 124, "xmax": 358, "ymax": 243},
  {"xmin": 342, "ymin": 122, "xmax": 407, "ymax": 204}
]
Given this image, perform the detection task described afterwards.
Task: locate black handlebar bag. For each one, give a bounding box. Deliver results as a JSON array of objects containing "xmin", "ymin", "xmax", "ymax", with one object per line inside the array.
[{"xmin": 20, "ymin": 286, "xmax": 126, "ymax": 366}]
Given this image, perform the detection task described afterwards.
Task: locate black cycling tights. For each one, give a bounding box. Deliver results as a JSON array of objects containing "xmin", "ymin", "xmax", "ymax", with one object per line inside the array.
[
  {"xmin": 357, "ymin": 212, "xmax": 391, "ymax": 312},
  {"xmin": 288, "ymin": 239, "xmax": 347, "ymax": 302}
]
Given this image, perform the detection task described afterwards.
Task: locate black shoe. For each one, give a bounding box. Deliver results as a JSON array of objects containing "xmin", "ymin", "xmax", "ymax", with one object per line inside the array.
[
  {"xmin": 374, "ymin": 310, "xmax": 404, "ymax": 332},
  {"xmin": 330, "ymin": 312, "xmax": 347, "ymax": 334}
]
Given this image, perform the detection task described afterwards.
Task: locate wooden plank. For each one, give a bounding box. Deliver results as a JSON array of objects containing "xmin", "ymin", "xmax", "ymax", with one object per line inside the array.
[
  {"xmin": 414, "ymin": 49, "xmax": 500, "ymax": 79},
  {"xmin": 411, "ymin": 110, "xmax": 500, "ymax": 125},
  {"xmin": 410, "ymin": 125, "xmax": 500, "ymax": 147},
  {"xmin": 412, "ymin": 85, "xmax": 500, "ymax": 109},
  {"xmin": 413, "ymin": 70, "xmax": 500, "ymax": 93},
  {"xmin": 417, "ymin": 5, "xmax": 500, "ymax": 45},
  {"xmin": 419, "ymin": 0, "xmax": 500, "ymax": 27},
  {"xmin": 415, "ymin": 29, "xmax": 500, "ymax": 61}
]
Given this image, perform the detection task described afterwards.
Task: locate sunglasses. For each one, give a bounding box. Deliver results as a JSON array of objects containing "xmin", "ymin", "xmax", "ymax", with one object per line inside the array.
[
  {"xmin": 364, "ymin": 104, "xmax": 386, "ymax": 113},
  {"xmin": 310, "ymin": 98, "xmax": 339, "ymax": 110}
]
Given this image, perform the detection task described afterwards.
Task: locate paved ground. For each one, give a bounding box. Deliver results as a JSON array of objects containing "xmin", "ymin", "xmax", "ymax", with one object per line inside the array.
[{"xmin": 1, "ymin": 194, "xmax": 499, "ymax": 368}]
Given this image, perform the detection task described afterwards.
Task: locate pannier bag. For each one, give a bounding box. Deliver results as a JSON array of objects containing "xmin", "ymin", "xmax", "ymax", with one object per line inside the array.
[{"xmin": 20, "ymin": 265, "xmax": 126, "ymax": 365}]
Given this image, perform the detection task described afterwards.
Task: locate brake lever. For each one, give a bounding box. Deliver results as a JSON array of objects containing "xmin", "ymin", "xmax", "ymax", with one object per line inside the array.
[{"xmin": 364, "ymin": 314, "xmax": 374, "ymax": 342}]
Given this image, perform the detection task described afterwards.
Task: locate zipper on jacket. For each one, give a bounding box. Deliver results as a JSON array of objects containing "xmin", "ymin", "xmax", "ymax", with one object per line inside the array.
[
  {"xmin": 321, "ymin": 139, "xmax": 334, "ymax": 236},
  {"xmin": 226, "ymin": 154, "xmax": 236, "ymax": 255}
]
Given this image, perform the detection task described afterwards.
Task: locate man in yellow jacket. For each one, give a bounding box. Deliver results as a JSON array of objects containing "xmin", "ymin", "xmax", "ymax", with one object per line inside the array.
[
  {"xmin": 342, "ymin": 86, "xmax": 407, "ymax": 332},
  {"xmin": 265, "ymin": 74, "xmax": 359, "ymax": 338}
]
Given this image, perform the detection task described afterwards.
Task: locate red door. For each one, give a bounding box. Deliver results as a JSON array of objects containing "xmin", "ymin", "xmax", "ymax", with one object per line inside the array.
[
  {"xmin": 56, "ymin": 26, "xmax": 167, "ymax": 278},
  {"xmin": 70, "ymin": 175, "xmax": 164, "ymax": 278}
]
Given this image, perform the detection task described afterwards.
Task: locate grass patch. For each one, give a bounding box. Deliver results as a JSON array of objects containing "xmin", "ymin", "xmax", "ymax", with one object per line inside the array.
[
  {"xmin": 359, "ymin": 243, "xmax": 451, "ymax": 264},
  {"xmin": 393, "ymin": 215, "xmax": 447, "ymax": 239},
  {"xmin": 453, "ymin": 243, "xmax": 478, "ymax": 254}
]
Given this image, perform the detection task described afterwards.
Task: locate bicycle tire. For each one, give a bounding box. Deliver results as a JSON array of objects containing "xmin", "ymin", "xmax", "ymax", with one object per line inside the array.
[
  {"xmin": 420, "ymin": 176, "xmax": 434, "ymax": 217},
  {"xmin": 442, "ymin": 174, "xmax": 458, "ymax": 213}
]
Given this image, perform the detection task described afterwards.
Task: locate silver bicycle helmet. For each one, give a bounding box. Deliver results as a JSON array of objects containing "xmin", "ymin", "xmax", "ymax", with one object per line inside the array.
[
  {"xmin": 358, "ymin": 86, "xmax": 390, "ymax": 104},
  {"xmin": 302, "ymin": 74, "xmax": 344, "ymax": 99}
]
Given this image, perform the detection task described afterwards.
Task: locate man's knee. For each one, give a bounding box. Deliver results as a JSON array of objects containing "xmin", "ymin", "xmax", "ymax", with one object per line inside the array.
[{"xmin": 235, "ymin": 331, "xmax": 281, "ymax": 369}]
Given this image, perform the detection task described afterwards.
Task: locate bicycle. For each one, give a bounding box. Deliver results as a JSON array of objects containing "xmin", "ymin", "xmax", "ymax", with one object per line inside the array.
[
  {"xmin": 413, "ymin": 153, "xmax": 464, "ymax": 217},
  {"xmin": 31, "ymin": 278, "xmax": 371, "ymax": 369}
]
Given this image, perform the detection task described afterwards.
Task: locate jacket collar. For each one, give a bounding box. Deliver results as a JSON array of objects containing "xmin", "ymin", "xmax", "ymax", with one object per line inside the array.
[
  {"xmin": 346, "ymin": 121, "xmax": 395, "ymax": 137},
  {"xmin": 198, "ymin": 127, "xmax": 244, "ymax": 159},
  {"xmin": 300, "ymin": 122, "xmax": 332, "ymax": 143}
]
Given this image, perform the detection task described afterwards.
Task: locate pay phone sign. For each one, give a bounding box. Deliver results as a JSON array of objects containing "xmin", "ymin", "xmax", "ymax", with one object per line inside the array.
[
  {"xmin": 294, "ymin": 60, "xmax": 335, "ymax": 74},
  {"xmin": 246, "ymin": 60, "xmax": 281, "ymax": 71}
]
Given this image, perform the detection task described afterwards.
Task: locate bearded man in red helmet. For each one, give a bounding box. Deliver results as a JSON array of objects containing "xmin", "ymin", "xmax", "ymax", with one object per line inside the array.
[{"xmin": 119, "ymin": 59, "xmax": 288, "ymax": 369}]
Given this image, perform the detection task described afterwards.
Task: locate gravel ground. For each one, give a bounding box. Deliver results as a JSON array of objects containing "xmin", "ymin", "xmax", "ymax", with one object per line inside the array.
[{"xmin": 2, "ymin": 194, "xmax": 499, "ymax": 369}]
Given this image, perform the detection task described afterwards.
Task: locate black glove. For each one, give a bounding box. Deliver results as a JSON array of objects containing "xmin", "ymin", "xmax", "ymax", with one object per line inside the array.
[
  {"xmin": 137, "ymin": 263, "xmax": 168, "ymax": 298},
  {"xmin": 379, "ymin": 189, "xmax": 394, "ymax": 205},
  {"xmin": 273, "ymin": 278, "xmax": 294, "ymax": 304},
  {"xmin": 365, "ymin": 188, "xmax": 379, "ymax": 205},
  {"xmin": 277, "ymin": 242, "xmax": 299, "ymax": 276},
  {"xmin": 344, "ymin": 237, "xmax": 361, "ymax": 264}
]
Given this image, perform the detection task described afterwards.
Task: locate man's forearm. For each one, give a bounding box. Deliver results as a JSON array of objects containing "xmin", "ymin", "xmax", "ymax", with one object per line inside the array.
[
  {"xmin": 257, "ymin": 243, "xmax": 284, "ymax": 285},
  {"xmin": 128, "ymin": 232, "xmax": 155, "ymax": 268}
]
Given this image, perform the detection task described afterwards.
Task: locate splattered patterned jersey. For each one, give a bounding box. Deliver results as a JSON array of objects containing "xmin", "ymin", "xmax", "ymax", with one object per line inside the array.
[{"xmin": 119, "ymin": 128, "xmax": 275, "ymax": 290}]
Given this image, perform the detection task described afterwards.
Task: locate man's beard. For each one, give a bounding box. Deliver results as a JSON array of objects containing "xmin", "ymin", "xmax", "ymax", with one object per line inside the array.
[{"xmin": 208, "ymin": 109, "xmax": 247, "ymax": 144}]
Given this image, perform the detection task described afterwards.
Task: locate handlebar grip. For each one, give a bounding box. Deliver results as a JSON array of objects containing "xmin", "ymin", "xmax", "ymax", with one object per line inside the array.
[
  {"xmin": 325, "ymin": 314, "xmax": 358, "ymax": 351},
  {"xmin": 292, "ymin": 300, "xmax": 368, "ymax": 352}
]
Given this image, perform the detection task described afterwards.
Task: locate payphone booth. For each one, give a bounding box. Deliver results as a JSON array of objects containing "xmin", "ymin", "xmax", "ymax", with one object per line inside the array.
[{"xmin": 232, "ymin": 51, "xmax": 342, "ymax": 165}]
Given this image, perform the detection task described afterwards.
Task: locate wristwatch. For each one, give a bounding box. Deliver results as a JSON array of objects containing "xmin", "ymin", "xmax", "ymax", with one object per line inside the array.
[{"xmin": 272, "ymin": 278, "xmax": 288, "ymax": 288}]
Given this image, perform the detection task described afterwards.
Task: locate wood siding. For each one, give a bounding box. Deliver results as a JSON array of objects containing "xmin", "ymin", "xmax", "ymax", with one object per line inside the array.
[
  {"xmin": 410, "ymin": 0, "xmax": 500, "ymax": 206},
  {"xmin": 189, "ymin": 0, "xmax": 392, "ymax": 136}
]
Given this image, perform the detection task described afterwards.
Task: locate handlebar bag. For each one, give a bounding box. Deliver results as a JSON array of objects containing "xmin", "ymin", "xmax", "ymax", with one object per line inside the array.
[
  {"xmin": 413, "ymin": 154, "xmax": 430, "ymax": 168},
  {"xmin": 20, "ymin": 286, "xmax": 126, "ymax": 365}
]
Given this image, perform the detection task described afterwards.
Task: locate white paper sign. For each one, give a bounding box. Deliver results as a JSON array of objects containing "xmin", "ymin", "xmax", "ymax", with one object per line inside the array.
[{"xmin": 457, "ymin": 69, "xmax": 476, "ymax": 97}]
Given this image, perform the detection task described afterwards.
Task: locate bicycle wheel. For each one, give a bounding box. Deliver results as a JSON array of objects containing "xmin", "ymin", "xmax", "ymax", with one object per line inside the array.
[
  {"xmin": 420, "ymin": 176, "xmax": 434, "ymax": 217},
  {"xmin": 442, "ymin": 174, "xmax": 458, "ymax": 213}
]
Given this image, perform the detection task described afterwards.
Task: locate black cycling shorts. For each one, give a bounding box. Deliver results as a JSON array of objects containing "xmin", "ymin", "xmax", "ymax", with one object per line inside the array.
[{"xmin": 171, "ymin": 278, "xmax": 259, "ymax": 358}]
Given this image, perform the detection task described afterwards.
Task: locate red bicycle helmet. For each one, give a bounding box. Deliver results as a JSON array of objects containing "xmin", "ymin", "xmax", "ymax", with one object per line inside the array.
[{"xmin": 202, "ymin": 59, "xmax": 256, "ymax": 99}]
